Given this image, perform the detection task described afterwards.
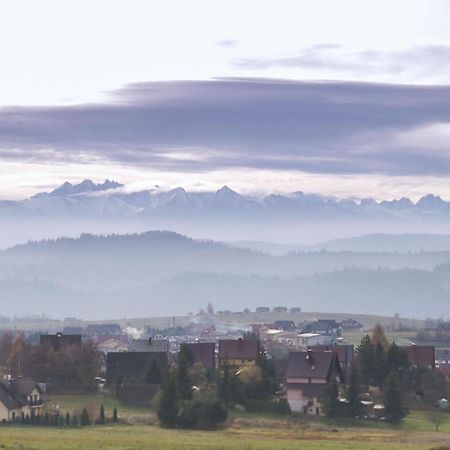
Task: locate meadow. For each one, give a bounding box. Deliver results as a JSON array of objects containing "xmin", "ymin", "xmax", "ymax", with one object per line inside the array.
[{"xmin": 0, "ymin": 394, "xmax": 449, "ymax": 450}]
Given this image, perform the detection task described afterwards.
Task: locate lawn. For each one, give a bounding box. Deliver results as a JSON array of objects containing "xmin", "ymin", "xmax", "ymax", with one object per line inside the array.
[{"xmin": 2, "ymin": 395, "xmax": 449, "ymax": 450}]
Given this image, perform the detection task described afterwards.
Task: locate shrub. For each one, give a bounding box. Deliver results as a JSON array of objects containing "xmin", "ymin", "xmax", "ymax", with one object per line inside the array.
[
  {"xmin": 81, "ymin": 408, "xmax": 91, "ymax": 426},
  {"xmin": 244, "ymin": 399, "xmax": 291, "ymax": 415},
  {"xmin": 178, "ymin": 397, "xmax": 227, "ymax": 430}
]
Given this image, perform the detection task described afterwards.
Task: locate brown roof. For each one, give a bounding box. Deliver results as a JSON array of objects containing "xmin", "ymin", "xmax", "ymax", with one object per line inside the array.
[
  {"xmin": 181, "ymin": 342, "xmax": 215, "ymax": 368},
  {"xmin": 218, "ymin": 339, "xmax": 258, "ymax": 362},
  {"xmin": 8, "ymin": 377, "xmax": 42, "ymax": 397},
  {"xmin": 402, "ymin": 345, "xmax": 435, "ymax": 367},
  {"xmin": 312, "ymin": 345, "xmax": 354, "ymax": 366},
  {"xmin": 286, "ymin": 350, "xmax": 340, "ymax": 380}
]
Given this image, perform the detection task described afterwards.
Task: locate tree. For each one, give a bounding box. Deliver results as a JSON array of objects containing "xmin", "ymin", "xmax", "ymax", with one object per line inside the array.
[
  {"xmin": 0, "ymin": 331, "xmax": 14, "ymax": 365},
  {"xmin": 145, "ymin": 359, "xmax": 162, "ymax": 384},
  {"xmin": 176, "ymin": 352, "xmax": 193, "ymax": 400},
  {"xmin": 428, "ymin": 410, "xmax": 446, "ymax": 432},
  {"xmin": 371, "ymin": 323, "xmax": 389, "ymax": 351},
  {"xmin": 386, "ymin": 343, "xmax": 410, "ymax": 376},
  {"xmin": 112, "ymin": 408, "xmax": 118, "ymax": 423},
  {"xmin": 80, "ymin": 408, "xmax": 91, "ymax": 426},
  {"xmin": 384, "ymin": 370, "xmax": 408, "ymax": 423},
  {"xmin": 322, "ymin": 379, "xmax": 340, "ymax": 418},
  {"xmin": 372, "ymin": 343, "xmax": 387, "ymax": 387},
  {"xmin": 65, "ymin": 412, "xmax": 70, "ymax": 426},
  {"xmin": 218, "ymin": 364, "xmax": 239, "ymax": 406},
  {"xmin": 157, "ymin": 376, "xmax": 179, "ymax": 427},
  {"xmin": 356, "ymin": 335, "xmax": 374, "ymax": 386},
  {"xmin": 98, "ymin": 405, "xmax": 105, "ymax": 424},
  {"xmin": 346, "ymin": 363, "xmax": 361, "ymax": 418}
]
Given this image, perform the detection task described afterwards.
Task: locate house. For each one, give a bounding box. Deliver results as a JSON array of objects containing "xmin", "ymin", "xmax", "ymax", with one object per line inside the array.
[
  {"xmin": 62, "ymin": 326, "xmax": 84, "ymax": 335},
  {"xmin": 273, "ymin": 320, "xmax": 296, "ymax": 332},
  {"xmin": 256, "ymin": 307, "xmax": 270, "ymax": 313},
  {"xmin": 0, "ymin": 377, "xmax": 45, "ymax": 422},
  {"xmin": 286, "ymin": 350, "xmax": 342, "ymax": 415},
  {"xmin": 401, "ymin": 345, "xmax": 435, "ymax": 368},
  {"xmin": 289, "ymin": 307, "xmax": 302, "ymax": 313},
  {"xmin": 273, "ymin": 306, "xmax": 288, "ymax": 313},
  {"xmin": 297, "ymin": 332, "xmax": 334, "ymax": 347},
  {"xmin": 313, "ymin": 345, "xmax": 354, "ymax": 371},
  {"xmin": 340, "ymin": 318, "xmax": 363, "ymax": 331},
  {"xmin": 85, "ymin": 323, "xmax": 122, "ymax": 337},
  {"xmin": 97, "ymin": 337, "xmax": 129, "ymax": 354},
  {"xmin": 131, "ymin": 337, "xmax": 169, "ymax": 353},
  {"xmin": 180, "ymin": 342, "xmax": 215, "ymax": 369},
  {"xmin": 218, "ymin": 338, "xmax": 258, "ymax": 368},
  {"xmin": 40, "ymin": 333, "xmax": 82, "ymax": 351},
  {"xmin": 106, "ymin": 351, "xmax": 168, "ymax": 383},
  {"xmin": 301, "ymin": 320, "xmax": 341, "ymax": 336}
]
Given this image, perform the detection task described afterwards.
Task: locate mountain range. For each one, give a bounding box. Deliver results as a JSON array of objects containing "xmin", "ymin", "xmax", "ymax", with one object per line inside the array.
[
  {"xmin": 1, "ymin": 230, "xmax": 450, "ymax": 319},
  {"xmin": 2, "ymin": 179, "xmax": 450, "ymax": 248}
]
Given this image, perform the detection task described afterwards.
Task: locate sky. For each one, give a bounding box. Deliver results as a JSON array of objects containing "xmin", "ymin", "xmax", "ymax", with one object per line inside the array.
[{"xmin": 2, "ymin": 0, "xmax": 450, "ymax": 200}]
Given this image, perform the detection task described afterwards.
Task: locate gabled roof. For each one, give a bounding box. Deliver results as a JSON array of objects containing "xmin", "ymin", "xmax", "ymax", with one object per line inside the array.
[
  {"xmin": 313, "ymin": 345, "xmax": 354, "ymax": 365},
  {"xmin": 286, "ymin": 350, "xmax": 340, "ymax": 379},
  {"xmin": 181, "ymin": 342, "xmax": 215, "ymax": 368},
  {"xmin": 0, "ymin": 381, "xmax": 28, "ymax": 410},
  {"xmin": 219, "ymin": 339, "xmax": 258, "ymax": 361},
  {"xmin": 131, "ymin": 338, "xmax": 168, "ymax": 352},
  {"xmin": 401, "ymin": 345, "xmax": 435, "ymax": 367},
  {"xmin": 9, "ymin": 377, "xmax": 42, "ymax": 397}
]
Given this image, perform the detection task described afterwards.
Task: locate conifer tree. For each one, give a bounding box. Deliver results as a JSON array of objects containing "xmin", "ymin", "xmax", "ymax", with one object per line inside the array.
[
  {"xmin": 372, "ymin": 342, "xmax": 387, "ymax": 387},
  {"xmin": 384, "ymin": 370, "xmax": 408, "ymax": 423},
  {"xmin": 157, "ymin": 376, "xmax": 179, "ymax": 427},
  {"xmin": 218, "ymin": 363, "xmax": 238, "ymax": 406},
  {"xmin": 356, "ymin": 335, "xmax": 374, "ymax": 386},
  {"xmin": 81, "ymin": 408, "xmax": 91, "ymax": 426},
  {"xmin": 98, "ymin": 404, "xmax": 105, "ymax": 424},
  {"xmin": 65, "ymin": 412, "xmax": 70, "ymax": 426},
  {"xmin": 322, "ymin": 378, "xmax": 340, "ymax": 418},
  {"xmin": 145, "ymin": 359, "xmax": 162, "ymax": 384},
  {"xmin": 177, "ymin": 352, "xmax": 193, "ymax": 400},
  {"xmin": 112, "ymin": 407, "xmax": 118, "ymax": 423},
  {"xmin": 346, "ymin": 363, "xmax": 361, "ymax": 418}
]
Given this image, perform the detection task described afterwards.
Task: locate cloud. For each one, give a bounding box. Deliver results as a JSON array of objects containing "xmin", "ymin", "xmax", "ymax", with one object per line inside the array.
[
  {"xmin": 233, "ymin": 45, "xmax": 450, "ymax": 80},
  {"xmin": 216, "ymin": 39, "xmax": 239, "ymax": 48},
  {"xmin": 2, "ymin": 78, "xmax": 450, "ymax": 177}
]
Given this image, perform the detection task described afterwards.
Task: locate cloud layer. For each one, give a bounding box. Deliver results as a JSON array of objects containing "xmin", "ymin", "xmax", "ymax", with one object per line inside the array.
[{"xmin": 2, "ymin": 78, "xmax": 450, "ymax": 179}]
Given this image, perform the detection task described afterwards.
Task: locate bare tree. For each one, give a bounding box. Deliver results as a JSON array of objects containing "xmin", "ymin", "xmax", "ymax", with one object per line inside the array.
[{"xmin": 428, "ymin": 410, "xmax": 445, "ymax": 432}]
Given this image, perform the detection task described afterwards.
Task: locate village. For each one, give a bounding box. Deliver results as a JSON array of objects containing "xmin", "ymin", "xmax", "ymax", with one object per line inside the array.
[{"xmin": 0, "ymin": 305, "xmax": 448, "ymax": 430}]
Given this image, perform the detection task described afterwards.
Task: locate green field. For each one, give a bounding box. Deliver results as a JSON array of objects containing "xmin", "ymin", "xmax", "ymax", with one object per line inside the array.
[{"xmin": 0, "ymin": 394, "xmax": 448, "ymax": 450}]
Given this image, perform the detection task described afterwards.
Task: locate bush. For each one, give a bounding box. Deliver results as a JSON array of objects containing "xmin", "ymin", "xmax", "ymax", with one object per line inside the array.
[
  {"xmin": 81, "ymin": 408, "xmax": 91, "ymax": 426},
  {"xmin": 244, "ymin": 399, "xmax": 291, "ymax": 415},
  {"xmin": 178, "ymin": 397, "xmax": 227, "ymax": 429}
]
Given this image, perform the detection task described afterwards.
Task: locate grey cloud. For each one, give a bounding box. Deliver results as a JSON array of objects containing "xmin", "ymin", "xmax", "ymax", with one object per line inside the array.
[
  {"xmin": 217, "ymin": 39, "xmax": 239, "ymax": 48},
  {"xmin": 233, "ymin": 45, "xmax": 450, "ymax": 77},
  {"xmin": 2, "ymin": 78, "xmax": 450, "ymax": 176}
]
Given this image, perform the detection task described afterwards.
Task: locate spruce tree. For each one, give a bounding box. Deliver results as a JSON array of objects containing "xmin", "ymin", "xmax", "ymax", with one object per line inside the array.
[
  {"xmin": 81, "ymin": 408, "xmax": 91, "ymax": 426},
  {"xmin": 372, "ymin": 342, "xmax": 387, "ymax": 387},
  {"xmin": 322, "ymin": 378, "xmax": 340, "ymax": 418},
  {"xmin": 112, "ymin": 407, "xmax": 118, "ymax": 423},
  {"xmin": 145, "ymin": 359, "xmax": 161, "ymax": 384},
  {"xmin": 65, "ymin": 412, "xmax": 70, "ymax": 426},
  {"xmin": 177, "ymin": 352, "xmax": 193, "ymax": 400},
  {"xmin": 356, "ymin": 335, "xmax": 374, "ymax": 386},
  {"xmin": 157, "ymin": 376, "xmax": 179, "ymax": 427},
  {"xmin": 384, "ymin": 370, "xmax": 408, "ymax": 423},
  {"xmin": 98, "ymin": 404, "xmax": 105, "ymax": 424},
  {"xmin": 346, "ymin": 363, "xmax": 361, "ymax": 418},
  {"xmin": 218, "ymin": 363, "xmax": 238, "ymax": 406}
]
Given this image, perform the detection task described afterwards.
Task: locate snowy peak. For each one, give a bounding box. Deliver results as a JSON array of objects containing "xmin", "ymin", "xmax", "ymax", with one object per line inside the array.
[{"xmin": 41, "ymin": 179, "xmax": 124, "ymax": 197}]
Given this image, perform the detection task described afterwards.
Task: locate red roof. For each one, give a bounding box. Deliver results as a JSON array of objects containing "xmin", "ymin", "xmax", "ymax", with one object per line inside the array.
[
  {"xmin": 402, "ymin": 345, "xmax": 435, "ymax": 367},
  {"xmin": 218, "ymin": 339, "xmax": 258, "ymax": 362}
]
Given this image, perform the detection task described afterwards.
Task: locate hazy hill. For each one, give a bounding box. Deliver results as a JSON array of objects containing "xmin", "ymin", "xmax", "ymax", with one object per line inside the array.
[{"xmin": 0, "ymin": 231, "xmax": 450, "ymax": 319}]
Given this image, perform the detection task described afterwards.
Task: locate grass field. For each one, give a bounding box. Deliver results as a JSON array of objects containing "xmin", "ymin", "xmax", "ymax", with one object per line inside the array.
[{"xmin": 0, "ymin": 394, "xmax": 447, "ymax": 450}]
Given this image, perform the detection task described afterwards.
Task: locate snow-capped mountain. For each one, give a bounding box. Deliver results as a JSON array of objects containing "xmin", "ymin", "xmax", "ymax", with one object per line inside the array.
[{"xmin": 2, "ymin": 179, "xmax": 450, "ymax": 248}]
